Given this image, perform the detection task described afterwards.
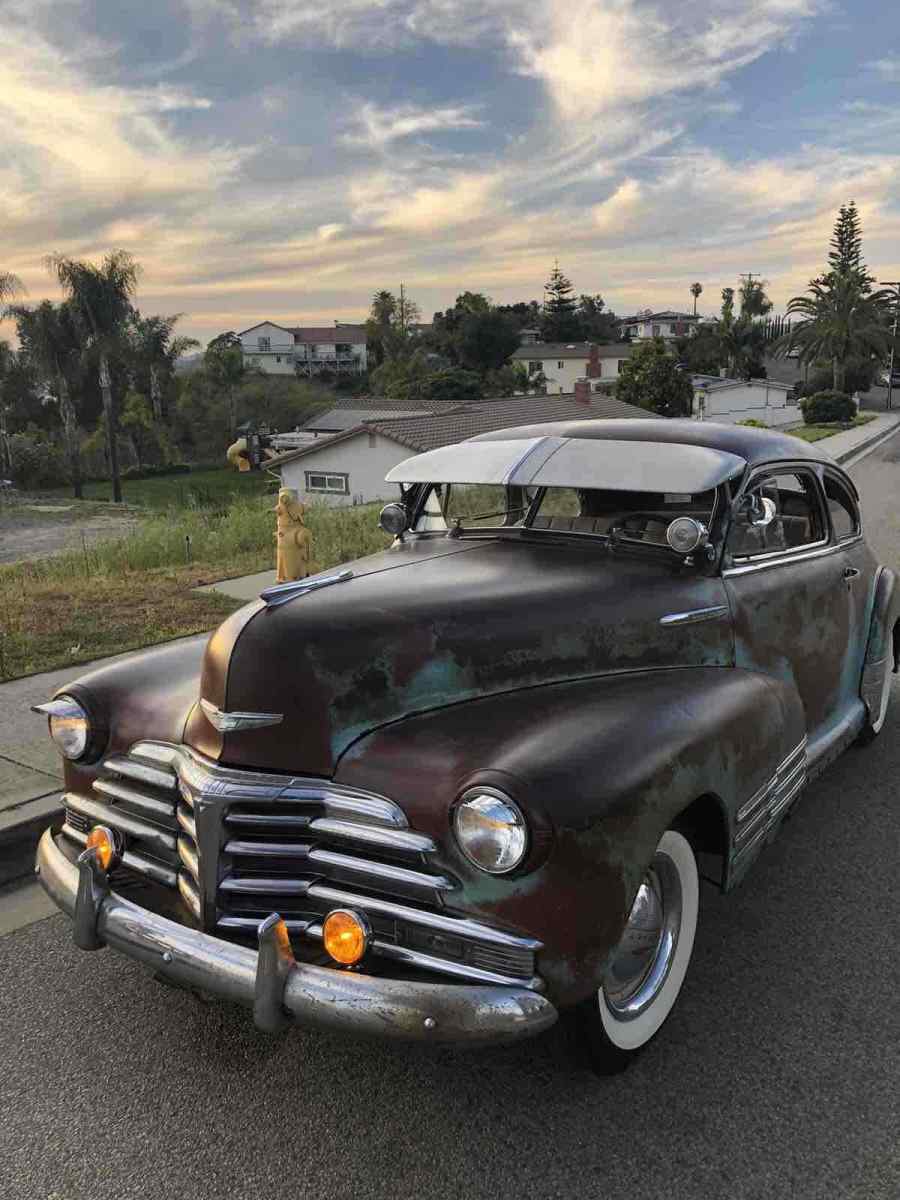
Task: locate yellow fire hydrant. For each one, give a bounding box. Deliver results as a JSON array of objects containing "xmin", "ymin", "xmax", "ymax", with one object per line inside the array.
[{"xmin": 274, "ymin": 488, "xmax": 319, "ymax": 583}]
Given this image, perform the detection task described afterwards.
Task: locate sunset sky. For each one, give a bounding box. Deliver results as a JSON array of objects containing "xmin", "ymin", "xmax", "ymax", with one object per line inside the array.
[{"xmin": 1, "ymin": 0, "xmax": 898, "ymax": 345}]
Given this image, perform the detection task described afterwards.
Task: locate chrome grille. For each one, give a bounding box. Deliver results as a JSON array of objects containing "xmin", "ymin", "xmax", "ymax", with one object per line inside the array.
[
  {"xmin": 60, "ymin": 742, "xmax": 199, "ymax": 907},
  {"xmin": 59, "ymin": 742, "xmax": 542, "ymax": 990}
]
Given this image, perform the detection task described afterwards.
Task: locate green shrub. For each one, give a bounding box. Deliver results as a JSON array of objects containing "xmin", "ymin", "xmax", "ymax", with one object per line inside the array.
[
  {"xmin": 8, "ymin": 434, "xmax": 68, "ymax": 489},
  {"xmin": 737, "ymin": 419, "xmax": 767, "ymax": 428},
  {"xmin": 800, "ymin": 391, "xmax": 856, "ymax": 424}
]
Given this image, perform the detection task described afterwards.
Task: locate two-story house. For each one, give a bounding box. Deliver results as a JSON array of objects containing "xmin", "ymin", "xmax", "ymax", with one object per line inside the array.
[
  {"xmin": 618, "ymin": 311, "xmax": 702, "ymax": 341},
  {"xmin": 510, "ymin": 342, "xmax": 633, "ymax": 394},
  {"xmin": 239, "ymin": 322, "xmax": 368, "ymax": 376}
]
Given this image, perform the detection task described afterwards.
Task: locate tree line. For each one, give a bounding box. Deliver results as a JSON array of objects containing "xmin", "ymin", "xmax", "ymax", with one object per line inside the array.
[{"xmin": 0, "ymin": 256, "xmax": 330, "ymax": 498}]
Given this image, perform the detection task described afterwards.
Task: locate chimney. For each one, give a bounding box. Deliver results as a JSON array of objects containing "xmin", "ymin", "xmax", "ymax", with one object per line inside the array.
[
  {"xmin": 586, "ymin": 343, "xmax": 601, "ymax": 379},
  {"xmin": 573, "ymin": 378, "xmax": 591, "ymax": 406}
]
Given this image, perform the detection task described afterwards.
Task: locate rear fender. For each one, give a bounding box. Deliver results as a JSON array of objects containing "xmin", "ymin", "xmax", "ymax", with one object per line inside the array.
[
  {"xmin": 337, "ymin": 666, "xmax": 806, "ymax": 1006},
  {"xmin": 861, "ymin": 567, "xmax": 899, "ymax": 727}
]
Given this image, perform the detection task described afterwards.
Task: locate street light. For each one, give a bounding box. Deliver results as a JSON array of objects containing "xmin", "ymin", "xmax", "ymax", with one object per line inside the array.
[{"xmin": 879, "ymin": 281, "xmax": 900, "ymax": 412}]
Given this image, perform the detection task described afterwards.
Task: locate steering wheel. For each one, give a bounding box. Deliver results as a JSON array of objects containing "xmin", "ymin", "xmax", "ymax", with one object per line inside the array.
[{"xmin": 612, "ymin": 512, "xmax": 672, "ymax": 542}]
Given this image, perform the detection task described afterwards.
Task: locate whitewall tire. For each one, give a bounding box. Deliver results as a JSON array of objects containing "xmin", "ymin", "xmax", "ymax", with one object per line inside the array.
[{"xmin": 577, "ymin": 829, "xmax": 699, "ymax": 1074}]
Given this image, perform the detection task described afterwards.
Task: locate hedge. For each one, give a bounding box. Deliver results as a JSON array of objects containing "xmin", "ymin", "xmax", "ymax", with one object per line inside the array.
[{"xmin": 799, "ymin": 391, "xmax": 856, "ymax": 425}]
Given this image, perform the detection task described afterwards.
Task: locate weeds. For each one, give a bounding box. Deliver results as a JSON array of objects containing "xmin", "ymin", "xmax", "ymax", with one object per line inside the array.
[{"xmin": 0, "ymin": 496, "xmax": 391, "ymax": 681}]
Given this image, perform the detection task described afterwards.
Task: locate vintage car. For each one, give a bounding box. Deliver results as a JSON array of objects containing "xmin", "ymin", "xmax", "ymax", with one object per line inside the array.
[{"xmin": 33, "ymin": 419, "xmax": 898, "ymax": 1074}]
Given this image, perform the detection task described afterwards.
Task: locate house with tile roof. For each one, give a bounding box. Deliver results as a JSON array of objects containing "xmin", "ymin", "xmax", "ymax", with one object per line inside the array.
[
  {"xmin": 238, "ymin": 321, "xmax": 368, "ymax": 376},
  {"xmin": 270, "ymin": 387, "xmax": 653, "ymax": 507},
  {"xmin": 617, "ymin": 311, "xmax": 705, "ymax": 342},
  {"xmin": 510, "ymin": 342, "xmax": 633, "ymax": 394}
]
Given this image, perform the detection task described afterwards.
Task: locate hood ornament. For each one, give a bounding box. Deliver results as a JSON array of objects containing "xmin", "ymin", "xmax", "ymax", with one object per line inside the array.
[
  {"xmin": 199, "ymin": 699, "xmax": 283, "ymax": 733},
  {"xmin": 260, "ymin": 568, "xmax": 354, "ymax": 610}
]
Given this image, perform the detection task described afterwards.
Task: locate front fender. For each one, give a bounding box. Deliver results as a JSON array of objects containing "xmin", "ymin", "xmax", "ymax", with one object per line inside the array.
[
  {"xmin": 336, "ymin": 666, "xmax": 805, "ymax": 1007},
  {"xmin": 54, "ymin": 636, "xmax": 207, "ymax": 797}
]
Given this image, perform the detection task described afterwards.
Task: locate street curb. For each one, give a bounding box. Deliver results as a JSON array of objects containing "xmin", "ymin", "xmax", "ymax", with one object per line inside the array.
[
  {"xmin": 0, "ymin": 794, "xmax": 63, "ymax": 888},
  {"xmin": 833, "ymin": 417, "xmax": 900, "ymax": 465}
]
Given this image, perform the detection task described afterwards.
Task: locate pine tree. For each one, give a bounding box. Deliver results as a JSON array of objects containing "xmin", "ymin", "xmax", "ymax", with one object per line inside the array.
[
  {"xmin": 825, "ymin": 200, "xmax": 874, "ymax": 293},
  {"xmin": 541, "ymin": 262, "xmax": 580, "ymax": 341}
]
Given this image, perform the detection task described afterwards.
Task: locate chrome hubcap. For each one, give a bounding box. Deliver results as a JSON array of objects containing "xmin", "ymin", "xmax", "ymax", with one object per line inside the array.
[{"xmin": 603, "ymin": 852, "xmax": 682, "ymax": 1021}]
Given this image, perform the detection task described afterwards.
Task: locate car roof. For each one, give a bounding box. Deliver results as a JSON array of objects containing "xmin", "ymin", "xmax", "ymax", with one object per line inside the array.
[{"xmin": 470, "ymin": 418, "xmax": 832, "ymax": 468}]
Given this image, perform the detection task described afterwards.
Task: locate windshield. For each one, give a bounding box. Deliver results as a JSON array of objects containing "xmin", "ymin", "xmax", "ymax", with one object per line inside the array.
[{"xmin": 415, "ymin": 482, "xmax": 717, "ymax": 545}]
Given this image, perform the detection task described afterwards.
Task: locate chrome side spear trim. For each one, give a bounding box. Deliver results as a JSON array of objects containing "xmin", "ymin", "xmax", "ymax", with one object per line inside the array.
[{"xmin": 199, "ymin": 698, "xmax": 283, "ymax": 733}]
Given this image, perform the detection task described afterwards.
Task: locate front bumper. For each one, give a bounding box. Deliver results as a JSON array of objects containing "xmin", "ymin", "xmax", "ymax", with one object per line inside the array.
[{"xmin": 36, "ymin": 830, "xmax": 557, "ymax": 1045}]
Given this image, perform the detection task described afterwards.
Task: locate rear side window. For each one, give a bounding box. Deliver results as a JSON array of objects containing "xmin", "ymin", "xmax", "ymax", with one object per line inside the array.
[{"xmin": 824, "ymin": 474, "xmax": 860, "ymax": 541}]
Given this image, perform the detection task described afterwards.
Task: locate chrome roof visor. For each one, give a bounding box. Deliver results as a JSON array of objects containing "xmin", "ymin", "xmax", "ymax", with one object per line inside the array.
[{"xmin": 386, "ymin": 435, "xmax": 746, "ymax": 494}]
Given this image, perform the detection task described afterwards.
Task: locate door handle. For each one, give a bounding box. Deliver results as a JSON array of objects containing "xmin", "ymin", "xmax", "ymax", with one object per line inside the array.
[{"xmin": 843, "ymin": 566, "xmax": 860, "ymax": 582}]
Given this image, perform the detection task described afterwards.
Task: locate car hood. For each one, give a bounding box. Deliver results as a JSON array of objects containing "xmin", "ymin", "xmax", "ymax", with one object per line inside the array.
[{"xmin": 185, "ymin": 535, "xmax": 733, "ymax": 776}]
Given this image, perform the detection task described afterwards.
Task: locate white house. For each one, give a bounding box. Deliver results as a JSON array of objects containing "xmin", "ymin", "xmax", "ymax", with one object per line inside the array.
[
  {"xmin": 238, "ymin": 321, "xmax": 368, "ymax": 376},
  {"xmin": 272, "ymin": 390, "xmax": 654, "ymax": 507},
  {"xmin": 510, "ymin": 342, "xmax": 633, "ymax": 395},
  {"xmin": 618, "ymin": 311, "xmax": 703, "ymax": 341},
  {"xmin": 692, "ymin": 376, "xmax": 801, "ymax": 428}
]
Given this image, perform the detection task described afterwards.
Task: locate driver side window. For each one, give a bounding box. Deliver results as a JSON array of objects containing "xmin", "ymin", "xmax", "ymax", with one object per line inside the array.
[{"xmin": 728, "ymin": 470, "xmax": 825, "ymax": 559}]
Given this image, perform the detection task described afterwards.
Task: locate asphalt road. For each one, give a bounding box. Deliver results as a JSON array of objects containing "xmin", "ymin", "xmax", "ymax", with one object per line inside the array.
[{"xmin": 2, "ymin": 443, "xmax": 900, "ymax": 1200}]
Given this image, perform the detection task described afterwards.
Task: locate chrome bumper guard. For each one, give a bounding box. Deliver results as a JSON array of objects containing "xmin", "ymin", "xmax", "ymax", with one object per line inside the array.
[{"xmin": 36, "ymin": 830, "xmax": 557, "ymax": 1045}]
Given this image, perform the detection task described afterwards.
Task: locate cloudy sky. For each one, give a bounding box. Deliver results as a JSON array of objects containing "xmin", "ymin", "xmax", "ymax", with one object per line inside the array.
[{"xmin": 1, "ymin": 0, "xmax": 898, "ymax": 345}]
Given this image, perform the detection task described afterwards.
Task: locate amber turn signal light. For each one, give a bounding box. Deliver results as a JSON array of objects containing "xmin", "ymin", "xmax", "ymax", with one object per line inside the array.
[
  {"xmin": 86, "ymin": 825, "xmax": 118, "ymax": 872},
  {"xmin": 322, "ymin": 908, "xmax": 371, "ymax": 966}
]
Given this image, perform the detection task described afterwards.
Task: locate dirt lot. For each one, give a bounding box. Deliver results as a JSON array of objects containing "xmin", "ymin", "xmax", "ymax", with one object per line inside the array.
[{"xmin": 0, "ymin": 500, "xmax": 137, "ymax": 565}]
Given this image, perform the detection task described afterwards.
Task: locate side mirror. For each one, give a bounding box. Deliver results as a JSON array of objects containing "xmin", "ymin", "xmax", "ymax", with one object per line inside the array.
[
  {"xmin": 379, "ymin": 502, "xmax": 409, "ymax": 537},
  {"xmin": 742, "ymin": 493, "xmax": 777, "ymax": 528}
]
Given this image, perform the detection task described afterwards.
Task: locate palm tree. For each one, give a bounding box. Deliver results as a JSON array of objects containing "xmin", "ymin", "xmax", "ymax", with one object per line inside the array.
[
  {"xmin": 690, "ymin": 282, "xmax": 703, "ymax": 316},
  {"xmin": 128, "ymin": 312, "xmax": 199, "ymax": 422},
  {"xmin": 9, "ymin": 300, "xmax": 85, "ymax": 497},
  {"xmin": 783, "ymin": 271, "xmax": 893, "ymax": 392},
  {"xmin": 48, "ymin": 251, "xmax": 140, "ymax": 503}
]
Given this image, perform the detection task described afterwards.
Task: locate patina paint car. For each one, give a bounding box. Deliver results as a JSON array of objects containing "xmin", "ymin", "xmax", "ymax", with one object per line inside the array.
[{"xmin": 33, "ymin": 419, "xmax": 898, "ymax": 1073}]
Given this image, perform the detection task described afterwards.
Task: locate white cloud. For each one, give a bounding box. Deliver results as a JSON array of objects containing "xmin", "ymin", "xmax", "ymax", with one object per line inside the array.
[
  {"xmin": 867, "ymin": 55, "xmax": 900, "ymax": 82},
  {"xmin": 340, "ymin": 101, "xmax": 484, "ymax": 149},
  {"xmin": 511, "ymin": 0, "xmax": 825, "ymax": 120}
]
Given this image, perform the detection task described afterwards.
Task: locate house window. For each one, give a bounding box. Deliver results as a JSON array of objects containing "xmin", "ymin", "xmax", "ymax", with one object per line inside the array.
[
  {"xmin": 305, "ymin": 471, "xmax": 349, "ymax": 495},
  {"xmin": 258, "ymin": 336, "xmax": 271, "ymax": 351},
  {"xmin": 275, "ymin": 355, "xmax": 282, "ymax": 363},
  {"xmin": 557, "ymin": 360, "xmax": 565, "ymax": 369},
  {"xmin": 651, "ymin": 325, "xmax": 660, "ymax": 337},
  {"xmin": 528, "ymin": 361, "xmax": 543, "ymax": 374},
  {"xmin": 336, "ymin": 343, "xmax": 352, "ymax": 354}
]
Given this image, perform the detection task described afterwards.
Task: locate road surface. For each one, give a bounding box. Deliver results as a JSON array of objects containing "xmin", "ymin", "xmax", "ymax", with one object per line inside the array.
[{"xmin": 2, "ymin": 438, "xmax": 899, "ymax": 1200}]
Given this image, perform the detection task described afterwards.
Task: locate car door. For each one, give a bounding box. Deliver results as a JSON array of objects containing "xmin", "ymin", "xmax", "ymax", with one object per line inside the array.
[{"xmin": 723, "ymin": 464, "xmax": 851, "ymax": 742}]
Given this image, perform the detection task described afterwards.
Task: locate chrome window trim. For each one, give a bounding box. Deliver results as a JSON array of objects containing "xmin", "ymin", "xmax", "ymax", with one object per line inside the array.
[{"xmin": 724, "ymin": 538, "xmax": 861, "ymax": 577}]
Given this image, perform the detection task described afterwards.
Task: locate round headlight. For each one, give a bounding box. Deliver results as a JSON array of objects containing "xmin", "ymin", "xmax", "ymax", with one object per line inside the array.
[
  {"xmin": 47, "ymin": 694, "xmax": 91, "ymax": 760},
  {"xmin": 453, "ymin": 789, "xmax": 528, "ymax": 874}
]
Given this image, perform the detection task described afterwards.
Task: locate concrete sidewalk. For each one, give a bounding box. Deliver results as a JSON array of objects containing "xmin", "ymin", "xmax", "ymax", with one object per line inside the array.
[{"xmin": 819, "ymin": 412, "xmax": 900, "ymax": 465}]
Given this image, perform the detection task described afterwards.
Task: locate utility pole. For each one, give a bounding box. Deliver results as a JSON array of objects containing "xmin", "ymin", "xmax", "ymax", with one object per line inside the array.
[{"xmin": 879, "ymin": 281, "xmax": 900, "ymax": 412}]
